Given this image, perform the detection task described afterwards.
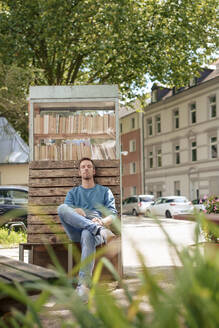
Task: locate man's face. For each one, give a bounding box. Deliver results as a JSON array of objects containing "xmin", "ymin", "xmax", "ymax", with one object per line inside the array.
[{"xmin": 79, "ymin": 160, "xmax": 95, "ymax": 180}]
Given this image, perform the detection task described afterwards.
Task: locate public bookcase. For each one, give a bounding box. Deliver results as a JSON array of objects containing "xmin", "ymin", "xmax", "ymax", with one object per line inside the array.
[{"xmin": 26, "ymin": 85, "xmax": 122, "ymax": 276}]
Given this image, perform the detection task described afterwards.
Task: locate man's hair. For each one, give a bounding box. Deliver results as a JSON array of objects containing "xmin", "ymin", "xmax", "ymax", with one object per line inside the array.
[{"xmin": 79, "ymin": 157, "xmax": 95, "ymax": 169}]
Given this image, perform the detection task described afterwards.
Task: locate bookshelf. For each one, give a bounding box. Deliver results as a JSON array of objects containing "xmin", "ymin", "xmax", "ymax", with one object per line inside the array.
[{"xmin": 29, "ymin": 86, "xmax": 119, "ymax": 161}]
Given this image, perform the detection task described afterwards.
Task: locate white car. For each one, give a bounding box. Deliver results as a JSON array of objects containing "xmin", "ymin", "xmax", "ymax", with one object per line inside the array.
[
  {"xmin": 192, "ymin": 199, "xmax": 206, "ymax": 212},
  {"xmin": 122, "ymin": 194, "xmax": 155, "ymax": 216},
  {"xmin": 145, "ymin": 196, "xmax": 194, "ymax": 218}
]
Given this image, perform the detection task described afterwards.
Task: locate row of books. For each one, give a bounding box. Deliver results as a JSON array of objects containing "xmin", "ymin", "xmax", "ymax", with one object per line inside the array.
[
  {"xmin": 34, "ymin": 113, "xmax": 116, "ymax": 136},
  {"xmin": 34, "ymin": 143, "xmax": 116, "ymax": 160}
]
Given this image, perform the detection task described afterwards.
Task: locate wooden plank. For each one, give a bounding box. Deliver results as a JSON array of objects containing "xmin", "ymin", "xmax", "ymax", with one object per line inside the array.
[
  {"xmin": 0, "ymin": 256, "xmax": 58, "ymax": 280},
  {"xmin": 28, "ymin": 224, "xmax": 64, "ymax": 234},
  {"xmin": 30, "ymin": 169, "xmax": 78, "ymax": 178},
  {"xmin": 0, "ymin": 263, "xmax": 40, "ymax": 283},
  {"xmin": 30, "ymin": 160, "xmax": 120, "ymax": 169},
  {"xmin": 29, "ymin": 187, "xmax": 72, "ymax": 197},
  {"xmin": 28, "ymin": 233, "xmax": 69, "ymax": 243},
  {"xmin": 28, "ymin": 185, "xmax": 120, "ymax": 196},
  {"xmin": 29, "ymin": 167, "xmax": 119, "ymax": 178},
  {"xmin": 29, "ymin": 180, "xmax": 120, "ymax": 197},
  {"xmin": 28, "ymin": 205, "xmax": 58, "ymax": 215},
  {"xmin": 29, "ymin": 177, "xmax": 120, "ymax": 190},
  {"xmin": 28, "ymin": 215, "xmax": 60, "ymax": 224},
  {"xmin": 29, "ymin": 196, "xmax": 121, "ymax": 206},
  {"xmin": 29, "ymin": 177, "xmax": 75, "ymax": 187},
  {"xmin": 29, "ymin": 196, "xmax": 65, "ymax": 205}
]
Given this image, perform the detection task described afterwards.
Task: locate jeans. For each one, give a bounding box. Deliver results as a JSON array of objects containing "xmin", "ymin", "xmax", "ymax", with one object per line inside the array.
[{"xmin": 58, "ymin": 204, "xmax": 103, "ymax": 285}]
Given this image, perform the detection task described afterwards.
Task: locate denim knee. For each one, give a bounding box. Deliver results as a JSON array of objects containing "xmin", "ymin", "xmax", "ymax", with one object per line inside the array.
[{"xmin": 57, "ymin": 203, "xmax": 69, "ymax": 217}]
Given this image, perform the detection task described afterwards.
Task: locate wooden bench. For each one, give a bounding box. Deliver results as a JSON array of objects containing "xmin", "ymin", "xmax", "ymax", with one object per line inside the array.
[
  {"xmin": 0, "ymin": 255, "xmax": 58, "ymax": 315},
  {"xmin": 22, "ymin": 159, "xmax": 122, "ymax": 278}
]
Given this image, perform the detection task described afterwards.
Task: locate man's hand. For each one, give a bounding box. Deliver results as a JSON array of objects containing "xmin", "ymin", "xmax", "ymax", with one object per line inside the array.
[
  {"xmin": 74, "ymin": 208, "xmax": 86, "ymax": 217},
  {"xmin": 92, "ymin": 217, "xmax": 103, "ymax": 226}
]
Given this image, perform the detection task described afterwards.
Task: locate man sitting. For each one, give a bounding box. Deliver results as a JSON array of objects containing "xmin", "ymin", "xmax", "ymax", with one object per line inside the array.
[{"xmin": 58, "ymin": 157, "xmax": 117, "ymax": 301}]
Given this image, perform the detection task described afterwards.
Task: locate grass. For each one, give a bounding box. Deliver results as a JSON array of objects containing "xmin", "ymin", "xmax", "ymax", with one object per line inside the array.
[
  {"xmin": 0, "ymin": 228, "xmax": 27, "ymax": 248},
  {"xmin": 0, "ymin": 213, "xmax": 218, "ymax": 327}
]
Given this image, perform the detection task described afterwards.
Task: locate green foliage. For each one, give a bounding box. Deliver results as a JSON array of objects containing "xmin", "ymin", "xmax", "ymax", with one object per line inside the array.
[
  {"xmin": 0, "ymin": 60, "xmax": 38, "ymax": 142},
  {"xmin": 0, "ymin": 227, "xmax": 26, "ymax": 246},
  {"xmin": 0, "ymin": 215, "xmax": 219, "ymax": 327},
  {"xmin": 0, "ymin": 0, "xmax": 218, "ymax": 139},
  {"xmin": 0, "ymin": 0, "xmax": 218, "ymax": 94}
]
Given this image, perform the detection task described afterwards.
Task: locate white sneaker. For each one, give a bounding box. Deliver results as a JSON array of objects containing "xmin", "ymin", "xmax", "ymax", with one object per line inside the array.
[
  {"xmin": 76, "ymin": 284, "xmax": 89, "ymax": 303},
  {"xmin": 99, "ymin": 228, "xmax": 115, "ymax": 245}
]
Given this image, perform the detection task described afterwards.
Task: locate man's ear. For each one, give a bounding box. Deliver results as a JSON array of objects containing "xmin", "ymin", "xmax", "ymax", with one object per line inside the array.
[{"xmin": 78, "ymin": 168, "xmax": 81, "ymax": 177}]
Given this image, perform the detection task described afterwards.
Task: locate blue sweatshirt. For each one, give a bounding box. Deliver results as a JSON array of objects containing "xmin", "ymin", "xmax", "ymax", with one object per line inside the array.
[{"xmin": 64, "ymin": 184, "xmax": 117, "ymax": 219}]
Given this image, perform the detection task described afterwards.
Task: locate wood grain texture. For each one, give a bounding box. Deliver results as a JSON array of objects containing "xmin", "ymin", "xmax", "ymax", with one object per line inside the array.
[
  {"xmin": 30, "ymin": 160, "xmax": 120, "ymax": 169},
  {"xmin": 29, "ymin": 167, "xmax": 119, "ymax": 178}
]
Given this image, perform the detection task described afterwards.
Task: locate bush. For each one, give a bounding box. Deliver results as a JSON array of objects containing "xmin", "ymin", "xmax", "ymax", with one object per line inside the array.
[
  {"xmin": 0, "ymin": 228, "xmax": 26, "ymax": 247},
  {"xmin": 204, "ymin": 196, "xmax": 219, "ymax": 214}
]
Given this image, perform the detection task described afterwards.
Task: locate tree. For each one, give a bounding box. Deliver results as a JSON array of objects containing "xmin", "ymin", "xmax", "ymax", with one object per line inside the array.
[
  {"xmin": 0, "ymin": 0, "xmax": 218, "ymax": 100},
  {"xmin": 0, "ymin": 60, "xmax": 35, "ymax": 142}
]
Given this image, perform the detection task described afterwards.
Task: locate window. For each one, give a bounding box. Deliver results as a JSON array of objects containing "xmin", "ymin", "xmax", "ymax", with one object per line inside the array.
[
  {"xmin": 175, "ymin": 145, "xmax": 180, "ymax": 164},
  {"xmin": 129, "ymin": 139, "xmax": 136, "ymax": 152},
  {"xmin": 209, "ymin": 95, "xmax": 216, "ymax": 118},
  {"xmin": 130, "ymin": 162, "xmax": 136, "ymax": 174},
  {"xmin": 191, "ymin": 141, "xmax": 197, "ymax": 162},
  {"xmin": 131, "ymin": 186, "xmax": 137, "ymax": 195},
  {"xmin": 157, "ymin": 149, "xmax": 162, "ymax": 167},
  {"xmin": 147, "ymin": 118, "xmax": 153, "ymax": 136},
  {"xmin": 174, "ymin": 181, "xmax": 181, "ymax": 196},
  {"xmin": 131, "ymin": 118, "xmax": 135, "ymax": 129},
  {"xmin": 190, "ymin": 103, "xmax": 196, "ymax": 124},
  {"xmin": 173, "ymin": 109, "xmax": 179, "ymax": 129},
  {"xmin": 210, "ymin": 136, "xmax": 217, "ymax": 159},
  {"xmin": 149, "ymin": 150, "xmax": 153, "ymax": 169},
  {"xmin": 155, "ymin": 115, "xmax": 161, "ymax": 134},
  {"xmin": 120, "ymin": 123, "xmax": 122, "ymax": 133}
]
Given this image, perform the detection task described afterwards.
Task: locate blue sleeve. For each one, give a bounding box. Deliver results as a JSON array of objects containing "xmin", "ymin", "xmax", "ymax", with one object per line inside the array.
[
  {"xmin": 104, "ymin": 188, "xmax": 118, "ymax": 215},
  {"xmin": 64, "ymin": 190, "xmax": 75, "ymax": 207}
]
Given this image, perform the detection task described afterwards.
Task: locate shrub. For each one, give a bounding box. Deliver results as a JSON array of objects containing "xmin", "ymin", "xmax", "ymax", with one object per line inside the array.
[{"xmin": 204, "ymin": 196, "xmax": 219, "ymax": 214}]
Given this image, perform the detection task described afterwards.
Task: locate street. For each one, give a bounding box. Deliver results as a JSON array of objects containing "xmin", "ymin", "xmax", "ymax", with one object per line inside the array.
[{"xmin": 122, "ymin": 215, "xmax": 204, "ymax": 276}]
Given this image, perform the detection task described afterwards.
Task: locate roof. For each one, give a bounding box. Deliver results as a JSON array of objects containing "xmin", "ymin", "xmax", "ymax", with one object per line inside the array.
[
  {"xmin": 119, "ymin": 100, "xmax": 142, "ymax": 118},
  {"xmin": 0, "ymin": 117, "xmax": 29, "ymax": 163},
  {"xmin": 150, "ymin": 61, "xmax": 219, "ymax": 103}
]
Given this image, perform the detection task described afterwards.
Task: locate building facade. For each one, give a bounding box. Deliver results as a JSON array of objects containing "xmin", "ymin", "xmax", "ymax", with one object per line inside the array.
[
  {"xmin": 120, "ymin": 104, "xmax": 144, "ymax": 199},
  {"xmin": 143, "ymin": 63, "xmax": 219, "ymax": 200}
]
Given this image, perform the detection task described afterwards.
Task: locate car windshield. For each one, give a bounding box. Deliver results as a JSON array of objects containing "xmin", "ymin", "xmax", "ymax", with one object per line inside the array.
[{"xmin": 140, "ymin": 197, "xmax": 154, "ymax": 202}]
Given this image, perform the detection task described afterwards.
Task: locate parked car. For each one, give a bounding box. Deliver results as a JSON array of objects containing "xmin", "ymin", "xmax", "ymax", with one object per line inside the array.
[
  {"xmin": 145, "ymin": 196, "xmax": 194, "ymax": 218},
  {"xmin": 0, "ymin": 186, "xmax": 28, "ymax": 227},
  {"xmin": 122, "ymin": 195, "xmax": 155, "ymax": 216},
  {"xmin": 192, "ymin": 199, "xmax": 206, "ymax": 212}
]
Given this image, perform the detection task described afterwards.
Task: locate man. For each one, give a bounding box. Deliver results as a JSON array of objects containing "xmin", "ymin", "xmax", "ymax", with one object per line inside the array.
[{"xmin": 58, "ymin": 157, "xmax": 117, "ymax": 300}]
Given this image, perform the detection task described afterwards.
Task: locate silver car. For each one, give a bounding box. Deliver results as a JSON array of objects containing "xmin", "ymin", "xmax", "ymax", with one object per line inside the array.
[{"xmin": 122, "ymin": 195, "xmax": 155, "ymax": 216}]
